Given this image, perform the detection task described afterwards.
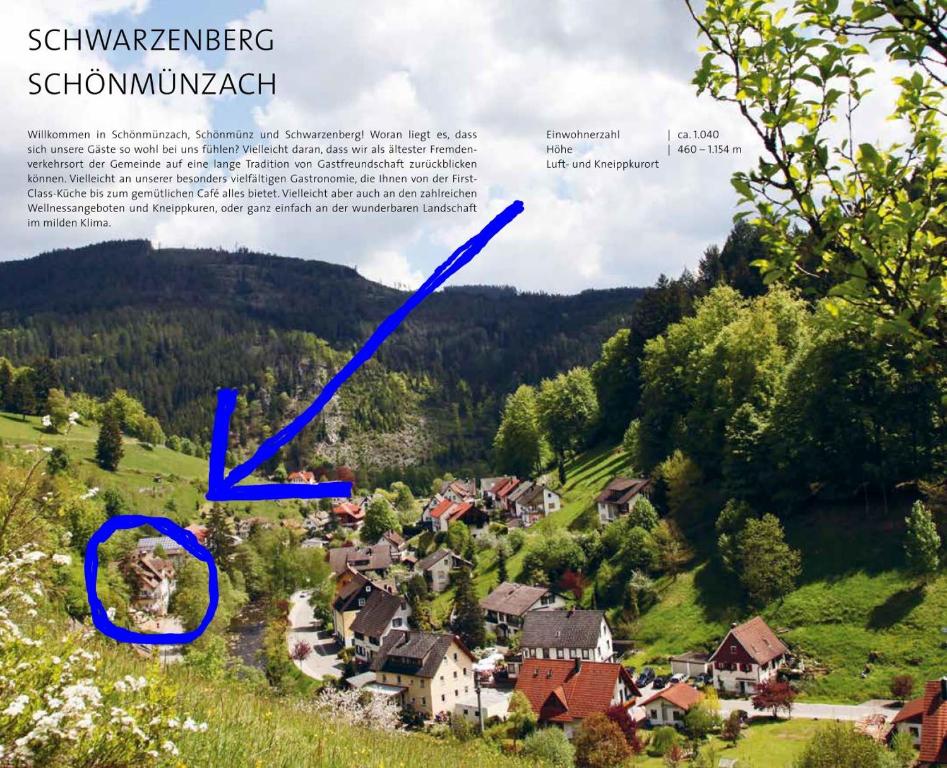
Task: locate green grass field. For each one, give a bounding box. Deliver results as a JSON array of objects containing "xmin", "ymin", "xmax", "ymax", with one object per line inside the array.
[{"xmin": 0, "ymin": 412, "xmax": 289, "ymax": 521}]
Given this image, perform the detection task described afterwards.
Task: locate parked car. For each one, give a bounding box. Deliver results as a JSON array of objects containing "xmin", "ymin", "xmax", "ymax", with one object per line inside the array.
[
  {"xmin": 669, "ymin": 673, "xmax": 686, "ymax": 684},
  {"xmin": 652, "ymin": 675, "xmax": 667, "ymax": 689},
  {"xmin": 636, "ymin": 667, "xmax": 655, "ymax": 688}
]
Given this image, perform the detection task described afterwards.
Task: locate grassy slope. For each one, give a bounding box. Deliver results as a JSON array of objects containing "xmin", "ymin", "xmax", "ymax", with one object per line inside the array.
[
  {"xmin": 0, "ymin": 412, "xmax": 288, "ymax": 520},
  {"xmin": 459, "ymin": 444, "xmax": 947, "ymax": 704}
]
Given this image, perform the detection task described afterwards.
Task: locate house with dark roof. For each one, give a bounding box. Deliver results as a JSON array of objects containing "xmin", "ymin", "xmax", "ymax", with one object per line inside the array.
[
  {"xmin": 124, "ymin": 551, "xmax": 176, "ymax": 616},
  {"xmin": 709, "ymin": 616, "xmax": 789, "ymax": 694},
  {"xmin": 136, "ymin": 535, "xmax": 185, "ymax": 562},
  {"xmin": 352, "ymin": 588, "xmax": 411, "ymax": 663},
  {"xmin": 514, "ymin": 658, "xmax": 639, "ymax": 738},
  {"xmin": 370, "ymin": 630, "xmax": 476, "ymax": 718},
  {"xmin": 640, "ymin": 682, "xmax": 704, "ymax": 728},
  {"xmin": 513, "ymin": 483, "xmax": 562, "ymax": 527},
  {"xmin": 327, "ymin": 543, "xmax": 396, "ymax": 578},
  {"xmin": 596, "ymin": 477, "xmax": 653, "ymax": 524},
  {"xmin": 892, "ymin": 678, "xmax": 947, "ymax": 764},
  {"xmin": 520, "ymin": 609, "xmax": 614, "ymax": 665},
  {"xmin": 415, "ymin": 548, "xmax": 472, "ymax": 593},
  {"xmin": 331, "ymin": 573, "xmax": 398, "ymax": 647},
  {"xmin": 479, "ymin": 581, "xmax": 566, "ymax": 641}
]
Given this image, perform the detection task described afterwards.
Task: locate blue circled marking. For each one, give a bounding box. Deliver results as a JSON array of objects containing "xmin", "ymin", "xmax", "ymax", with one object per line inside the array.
[{"xmin": 84, "ymin": 514, "xmax": 218, "ymax": 645}]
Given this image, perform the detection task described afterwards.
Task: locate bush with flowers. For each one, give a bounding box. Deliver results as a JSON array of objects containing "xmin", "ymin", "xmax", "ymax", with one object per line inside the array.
[{"xmin": 0, "ymin": 545, "xmax": 206, "ymax": 767}]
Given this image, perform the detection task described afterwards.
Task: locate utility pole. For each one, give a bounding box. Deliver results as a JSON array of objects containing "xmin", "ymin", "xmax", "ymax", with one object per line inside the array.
[{"xmin": 475, "ymin": 671, "xmax": 485, "ymax": 734}]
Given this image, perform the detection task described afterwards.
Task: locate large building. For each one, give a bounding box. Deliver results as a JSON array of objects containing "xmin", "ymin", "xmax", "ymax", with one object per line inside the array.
[
  {"xmin": 514, "ymin": 658, "xmax": 639, "ymax": 738},
  {"xmin": 351, "ymin": 588, "xmax": 411, "ymax": 663},
  {"xmin": 709, "ymin": 616, "xmax": 789, "ymax": 694},
  {"xmin": 520, "ymin": 609, "xmax": 614, "ymax": 663},
  {"xmin": 370, "ymin": 630, "xmax": 476, "ymax": 719}
]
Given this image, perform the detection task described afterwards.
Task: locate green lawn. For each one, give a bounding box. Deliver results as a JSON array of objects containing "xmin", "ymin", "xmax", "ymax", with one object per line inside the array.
[
  {"xmin": 0, "ymin": 412, "xmax": 289, "ymax": 521},
  {"xmin": 634, "ymin": 718, "xmax": 821, "ymax": 768}
]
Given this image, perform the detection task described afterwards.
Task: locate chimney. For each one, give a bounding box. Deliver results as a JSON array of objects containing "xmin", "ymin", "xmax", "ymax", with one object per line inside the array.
[
  {"xmin": 574, "ymin": 658, "xmax": 582, "ymax": 674},
  {"xmin": 941, "ymin": 676, "xmax": 947, "ymax": 701}
]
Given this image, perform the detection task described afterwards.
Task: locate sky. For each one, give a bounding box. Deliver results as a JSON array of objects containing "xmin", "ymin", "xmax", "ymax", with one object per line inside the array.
[{"xmin": 1, "ymin": 1, "xmax": 899, "ymax": 292}]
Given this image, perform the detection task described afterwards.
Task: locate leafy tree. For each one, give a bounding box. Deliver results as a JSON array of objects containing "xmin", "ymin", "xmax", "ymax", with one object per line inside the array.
[
  {"xmin": 572, "ymin": 712, "xmax": 632, "ymax": 768},
  {"xmin": 506, "ymin": 690, "xmax": 537, "ymax": 744},
  {"xmin": 389, "ymin": 481, "xmax": 420, "ymax": 525},
  {"xmin": 537, "ymin": 367, "xmax": 599, "ymax": 482},
  {"xmin": 0, "ymin": 358, "xmax": 13, "ymax": 410},
  {"xmin": 794, "ymin": 722, "xmax": 896, "ymax": 768},
  {"xmin": 890, "ymin": 729, "xmax": 916, "ymax": 768},
  {"xmin": 521, "ymin": 530, "xmax": 586, "ymax": 585},
  {"xmin": 44, "ymin": 389, "xmax": 70, "ymax": 433},
  {"xmin": 102, "ymin": 489, "xmax": 129, "ymax": 519},
  {"xmin": 171, "ymin": 560, "xmax": 246, "ymax": 635},
  {"xmin": 904, "ymin": 500, "xmax": 941, "ymax": 578},
  {"xmin": 451, "ymin": 567, "xmax": 485, "ymax": 649},
  {"xmin": 652, "ymin": 519, "xmax": 689, "ymax": 577},
  {"xmin": 624, "ymin": 570, "xmax": 658, "ymax": 619},
  {"xmin": 721, "ymin": 710, "xmax": 742, "ymax": 745},
  {"xmin": 290, "ymin": 640, "xmax": 312, "ymax": 667},
  {"xmin": 362, "ymin": 495, "xmax": 400, "ymax": 543},
  {"xmin": 751, "ymin": 679, "xmax": 797, "ymax": 719},
  {"xmin": 95, "ymin": 409, "xmax": 124, "ymax": 471},
  {"xmin": 446, "ymin": 520, "xmax": 475, "ymax": 562},
  {"xmin": 687, "ymin": 0, "xmax": 946, "ymax": 351},
  {"xmin": 890, "ymin": 674, "xmax": 915, "ymax": 702},
  {"xmin": 627, "ymin": 496, "xmax": 659, "ymax": 531},
  {"xmin": 604, "ymin": 704, "xmax": 644, "ymax": 753},
  {"xmin": 716, "ymin": 499, "xmax": 754, "ymax": 574},
  {"xmin": 738, "ymin": 514, "xmax": 802, "ymax": 606},
  {"xmin": 496, "ymin": 539, "xmax": 509, "ymax": 583},
  {"xmin": 46, "ymin": 447, "xmax": 70, "ymax": 476},
  {"xmin": 683, "ymin": 702, "xmax": 719, "ymax": 742},
  {"xmin": 493, "ymin": 385, "xmax": 545, "ymax": 477},
  {"xmin": 521, "ymin": 727, "xmax": 575, "ymax": 768},
  {"xmin": 591, "ymin": 329, "xmax": 639, "ymax": 441}
]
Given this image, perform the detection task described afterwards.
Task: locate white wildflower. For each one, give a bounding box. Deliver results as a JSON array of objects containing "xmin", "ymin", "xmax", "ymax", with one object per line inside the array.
[
  {"xmin": 41, "ymin": 416, "xmax": 52, "ymax": 428},
  {"xmin": 52, "ymin": 554, "xmax": 71, "ymax": 566},
  {"xmin": 162, "ymin": 740, "xmax": 179, "ymax": 756},
  {"xmin": 68, "ymin": 412, "xmax": 80, "ymax": 425},
  {"xmin": 4, "ymin": 694, "xmax": 29, "ymax": 717}
]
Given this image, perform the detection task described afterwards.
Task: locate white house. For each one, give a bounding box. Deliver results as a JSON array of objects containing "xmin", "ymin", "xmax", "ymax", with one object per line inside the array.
[
  {"xmin": 709, "ymin": 616, "xmax": 789, "ymax": 694},
  {"xmin": 453, "ymin": 688, "xmax": 512, "ymax": 725},
  {"xmin": 519, "ymin": 609, "xmax": 613, "ymax": 664},
  {"xmin": 513, "ymin": 484, "xmax": 562, "ymax": 527},
  {"xmin": 478, "ymin": 582, "xmax": 566, "ymax": 642},
  {"xmin": 595, "ymin": 477, "xmax": 653, "ymax": 524},
  {"xmin": 640, "ymin": 683, "xmax": 704, "ymax": 728},
  {"xmin": 415, "ymin": 548, "xmax": 472, "ymax": 593},
  {"xmin": 126, "ymin": 552, "xmax": 176, "ymax": 616}
]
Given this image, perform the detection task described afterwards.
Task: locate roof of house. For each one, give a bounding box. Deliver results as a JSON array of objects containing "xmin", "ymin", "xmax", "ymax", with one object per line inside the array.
[
  {"xmin": 441, "ymin": 479, "xmax": 476, "ymax": 499},
  {"xmin": 416, "ymin": 548, "xmax": 471, "ymax": 572},
  {"xmin": 892, "ymin": 696, "xmax": 926, "ymax": 724},
  {"xmin": 380, "ymin": 530, "xmax": 405, "ymax": 547},
  {"xmin": 288, "ymin": 470, "xmax": 315, "ymax": 483},
  {"xmin": 669, "ymin": 651, "xmax": 710, "ymax": 663},
  {"xmin": 518, "ymin": 483, "xmax": 554, "ymax": 507},
  {"xmin": 136, "ymin": 536, "xmax": 185, "ymax": 556},
  {"xmin": 595, "ymin": 477, "xmax": 652, "ymax": 506},
  {"xmin": 507, "ymin": 481, "xmax": 535, "ymax": 504},
  {"xmin": 184, "ymin": 524, "xmax": 207, "ymax": 543},
  {"xmin": 520, "ymin": 609, "xmax": 607, "ymax": 650},
  {"xmin": 479, "ymin": 582, "xmax": 550, "ymax": 616},
  {"xmin": 430, "ymin": 498, "xmax": 456, "ymax": 520},
  {"xmin": 370, "ymin": 630, "xmax": 472, "ymax": 678},
  {"xmin": 495, "ymin": 478, "xmax": 521, "ymax": 500},
  {"xmin": 332, "ymin": 572, "xmax": 371, "ymax": 612},
  {"xmin": 920, "ymin": 680, "xmax": 947, "ymax": 764},
  {"xmin": 351, "ymin": 588, "xmax": 407, "ymax": 638},
  {"xmin": 515, "ymin": 659, "xmax": 637, "ymax": 723},
  {"xmin": 332, "ymin": 501, "xmax": 365, "ymax": 519},
  {"xmin": 328, "ymin": 544, "xmax": 394, "ymax": 576},
  {"xmin": 127, "ymin": 552, "xmax": 175, "ymax": 591},
  {"xmin": 709, "ymin": 616, "xmax": 788, "ymax": 666},
  {"xmin": 640, "ymin": 682, "xmax": 704, "ymax": 711}
]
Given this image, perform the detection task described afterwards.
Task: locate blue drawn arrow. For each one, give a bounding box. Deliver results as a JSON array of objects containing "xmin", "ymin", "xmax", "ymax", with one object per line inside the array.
[{"xmin": 207, "ymin": 200, "xmax": 525, "ymax": 502}]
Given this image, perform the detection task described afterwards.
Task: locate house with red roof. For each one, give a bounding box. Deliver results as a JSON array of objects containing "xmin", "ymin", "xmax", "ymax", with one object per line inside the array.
[
  {"xmin": 332, "ymin": 500, "xmax": 365, "ymax": 530},
  {"xmin": 288, "ymin": 470, "xmax": 316, "ymax": 484},
  {"xmin": 514, "ymin": 658, "xmax": 639, "ymax": 738},
  {"xmin": 709, "ymin": 616, "xmax": 789, "ymax": 694},
  {"xmin": 640, "ymin": 682, "xmax": 704, "ymax": 728},
  {"xmin": 892, "ymin": 678, "xmax": 947, "ymax": 765}
]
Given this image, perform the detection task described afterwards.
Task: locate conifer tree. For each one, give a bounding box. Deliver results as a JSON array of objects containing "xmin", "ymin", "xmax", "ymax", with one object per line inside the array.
[
  {"xmin": 95, "ymin": 409, "xmax": 124, "ymax": 471},
  {"xmin": 904, "ymin": 501, "xmax": 941, "ymax": 579},
  {"xmin": 451, "ymin": 567, "xmax": 485, "ymax": 649}
]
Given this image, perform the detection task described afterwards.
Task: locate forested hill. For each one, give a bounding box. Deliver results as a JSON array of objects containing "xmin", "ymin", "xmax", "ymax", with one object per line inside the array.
[{"xmin": 0, "ymin": 240, "xmax": 643, "ymax": 475}]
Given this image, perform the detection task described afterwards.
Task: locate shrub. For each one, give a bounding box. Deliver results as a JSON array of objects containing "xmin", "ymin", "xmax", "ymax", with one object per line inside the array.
[
  {"xmin": 648, "ymin": 726, "xmax": 680, "ymax": 757},
  {"xmin": 521, "ymin": 727, "xmax": 575, "ymax": 768},
  {"xmin": 573, "ymin": 713, "xmax": 631, "ymax": 768}
]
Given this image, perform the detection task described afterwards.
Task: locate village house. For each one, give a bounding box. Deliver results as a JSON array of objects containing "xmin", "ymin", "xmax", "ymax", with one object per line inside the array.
[
  {"xmin": 494, "ymin": 477, "xmax": 523, "ymax": 513},
  {"xmin": 370, "ymin": 630, "xmax": 476, "ymax": 719},
  {"xmin": 184, "ymin": 524, "xmax": 208, "ymax": 545},
  {"xmin": 479, "ymin": 581, "xmax": 566, "ymax": 642},
  {"xmin": 439, "ymin": 478, "xmax": 476, "ymax": 503},
  {"xmin": 515, "ymin": 658, "xmax": 639, "ymax": 738},
  {"xmin": 519, "ymin": 609, "xmax": 614, "ymax": 664},
  {"xmin": 331, "ymin": 573, "xmax": 400, "ymax": 648},
  {"xmin": 136, "ymin": 535, "xmax": 185, "ymax": 563},
  {"xmin": 709, "ymin": 616, "xmax": 789, "ymax": 695},
  {"xmin": 379, "ymin": 529, "xmax": 407, "ymax": 554},
  {"xmin": 513, "ymin": 483, "xmax": 562, "ymax": 527},
  {"xmin": 288, "ymin": 470, "xmax": 316, "ymax": 484},
  {"xmin": 125, "ymin": 551, "xmax": 176, "ymax": 616},
  {"xmin": 236, "ymin": 516, "xmax": 273, "ymax": 539},
  {"xmin": 891, "ymin": 678, "xmax": 947, "ymax": 764},
  {"xmin": 424, "ymin": 498, "xmax": 475, "ymax": 533},
  {"xmin": 454, "ymin": 688, "xmax": 512, "ymax": 725},
  {"xmin": 506, "ymin": 481, "xmax": 536, "ymax": 521},
  {"xmin": 332, "ymin": 500, "xmax": 365, "ymax": 530},
  {"xmin": 479, "ymin": 476, "xmax": 515, "ymax": 508},
  {"xmin": 640, "ymin": 682, "xmax": 704, "ymax": 728},
  {"xmin": 351, "ymin": 588, "xmax": 411, "ymax": 663},
  {"xmin": 327, "ymin": 543, "xmax": 396, "ymax": 579},
  {"xmin": 596, "ymin": 477, "xmax": 653, "ymax": 524},
  {"xmin": 414, "ymin": 548, "xmax": 473, "ymax": 593}
]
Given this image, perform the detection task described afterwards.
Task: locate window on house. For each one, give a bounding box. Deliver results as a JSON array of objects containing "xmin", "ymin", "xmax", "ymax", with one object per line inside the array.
[
  {"xmin": 582, "ymin": 650, "xmax": 589, "ymax": 660},
  {"xmin": 358, "ymin": 598, "xmax": 365, "ymax": 606},
  {"xmin": 441, "ymin": 694, "xmax": 446, "ymax": 702},
  {"xmin": 393, "ymin": 618, "xmax": 402, "ymax": 627},
  {"xmin": 422, "ymin": 697, "xmax": 426, "ymax": 705},
  {"xmin": 650, "ymin": 709, "xmax": 658, "ymax": 719},
  {"xmin": 556, "ymin": 649, "xmax": 564, "ymax": 659},
  {"xmin": 455, "ymin": 690, "xmax": 458, "ymax": 697},
  {"xmin": 453, "ymin": 671, "xmax": 457, "ymax": 678},
  {"xmin": 453, "ymin": 652, "xmax": 458, "ymax": 660}
]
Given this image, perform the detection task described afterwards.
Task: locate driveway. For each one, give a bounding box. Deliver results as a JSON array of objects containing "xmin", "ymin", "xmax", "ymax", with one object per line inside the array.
[
  {"xmin": 717, "ymin": 697, "xmax": 898, "ymax": 722},
  {"xmin": 287, "ymin": 590, "xmax": 344, "ymax": 680}
]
